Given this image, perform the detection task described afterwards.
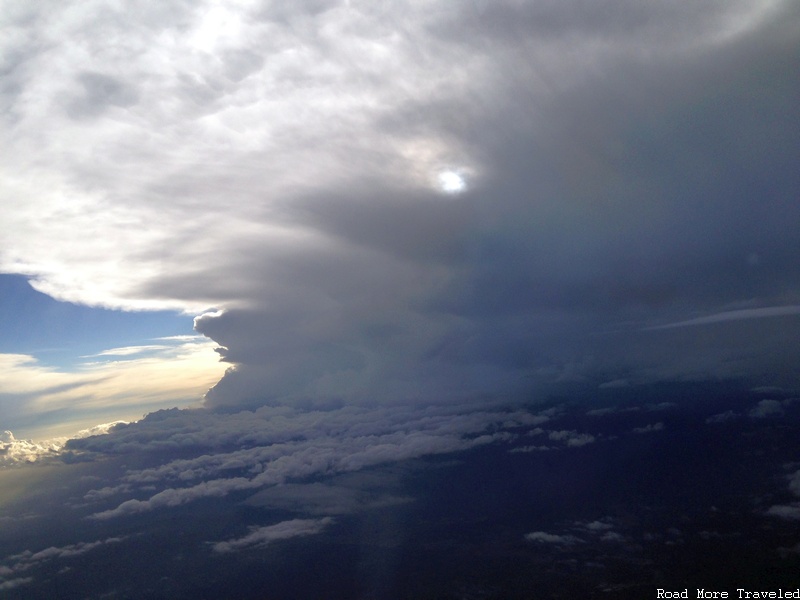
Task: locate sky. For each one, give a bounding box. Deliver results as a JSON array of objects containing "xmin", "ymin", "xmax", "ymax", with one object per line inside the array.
[{"xmin": 0, "ymin": 1, "xmax": 799, "ymax": 596}]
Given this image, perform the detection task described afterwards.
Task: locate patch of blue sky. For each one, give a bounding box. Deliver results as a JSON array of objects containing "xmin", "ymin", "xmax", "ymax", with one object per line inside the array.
[{"xmin": 0, "ymin": 274, "xmax": 197, "ymax": 369}]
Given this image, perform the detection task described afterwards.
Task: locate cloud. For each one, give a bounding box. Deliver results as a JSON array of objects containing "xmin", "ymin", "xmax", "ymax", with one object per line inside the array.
[
  {"xmin": 547, "ymin": 430, "xmax": 596, "ymax": 447},
  {"xmin": 0, "ymin": 577, "xmax": 33, "ymax": 591},
  {"xmin": 1, "ymin": 0, "xmax": 798, "ymax": 415},
  {"xmin": 765, "ymin": 504, "xmax": 800, "ymax": 521},
  {"xmin": 644, "ymin": 306, "xmax": 800, "ymax": 331},
  {"xmin": 748, "ymin": 399, "xmax": 784, "ymax": 419},
  {"xmin": 763, "ymin": 469, "xmax": 800, "ymax": 520},
  {"xmin": 0, "ymin": 338, "xmax": 225, "ymax": 439},
  {"xmin": 571, "ymin": 519, "xmax": 625, "ymax": 543},
  {"xmin": 706, "ymin": 410, "xmax": 739, "ymax": 424},
  {"xmin": 516, "ymin": 426, "xmax": 597, "ymax": 450},
  {"xmin": 0, "ymin": 431, "xmax": 63, "ymax": 466},
  {"xmin": 0, "ymin": 536, "xmax": 126, "ymax": 590},
  {"xmin": 581, "ymin": 520, "xmax": 614, "ymax": 532},
  {"xmin": 790, "ymin": 470, "xmax": 800, "ymax": 497},
  {"xmin": 524, "ymin": 531, "xmax": 581, "ymax": 545},
  {"xmin": 1, "ymin": 420, "xmax": 130, "ymax": 466},
  {"xmin": 632, "ymin": 422, "xmax": 664, "ymax": 434},
  {"xmin": 83, "ymin": 484, "xmax": 132, "ymax": 503},
  {"xmin": 85, "ymin": 345, "xmax": 174, "ymax": 358},
  {"xmin": 509, "ymin": 445, "xmax": 552, "ymax": 453},
  {"xmin": 25, "ymin": 537, "xmax": 125, "ymax": 562},
  {"xmin": 210, "ymin": 518, "xmax": 333, "ymax": 553},
  {"xmin": 75, "ymin": 403, "xmax": 539, "ymax": 519}
]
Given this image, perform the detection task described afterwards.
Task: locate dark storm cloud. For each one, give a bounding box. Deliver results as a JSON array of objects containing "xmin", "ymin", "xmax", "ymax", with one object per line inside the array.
[
  {"xmin": 2, "ymin": 1, "xmax": 799, "ymax": 427},
  {"xmin": 190, "ymin": 0, "xmax": 800, "ymax": 405}
]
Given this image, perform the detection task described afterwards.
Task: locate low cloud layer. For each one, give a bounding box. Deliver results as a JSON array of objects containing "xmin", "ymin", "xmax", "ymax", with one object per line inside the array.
[
  {"xmin": 72, "ymin": 402, "xmax": 540, "ymax": 519},
  {"xmin": 2, "ymin": 383, "xmax": 798, "ymax": 596},
  {"xmin": 210, "ymin": 518, "xmax": 333, "ymax": 553},
  {"xmin": 1, "ymin": 422, "xmax": 125, "ymax": 466},
  {"xmin": 0, "ymin": 536, "xmax": 126, "ymax": 592}
]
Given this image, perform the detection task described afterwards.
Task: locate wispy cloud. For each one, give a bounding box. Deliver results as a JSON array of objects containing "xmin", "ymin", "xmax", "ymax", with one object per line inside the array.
[
  {"xmin": 210, "ymin": 518, "xmax": 333, "ymax": 553},
  {"xmin": 0, "ymin": 338, "xmax": 225, "ymax": 439},
  {"xmin": 66, "ymin": 403, "xmax": 547, "ymax": 519},
  {"xmin": 83, "ymin": 345, "xmax": 173, "ymax": 358},
  {"xmin": 0, "ymin": 536, "xmax": 126, "ymax": 591},
  {"xmin": 644, "ymin": 306, "xmax": 800, "ymax": 331},
  {"xmin": 525, "ymin": 531, "xmax": 582, "ymax": 545}
]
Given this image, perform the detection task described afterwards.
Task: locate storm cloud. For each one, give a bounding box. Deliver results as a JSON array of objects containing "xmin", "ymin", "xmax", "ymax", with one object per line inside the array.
[{"xmin": 1, "ymin": 1, "xmax": 799, "ymax": 430}]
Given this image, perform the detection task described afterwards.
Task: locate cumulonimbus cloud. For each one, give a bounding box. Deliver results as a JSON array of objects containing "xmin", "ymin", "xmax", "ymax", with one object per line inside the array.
[{"xmin": 2, "ymin": 0, "xmax": 799, "ymax": 412}]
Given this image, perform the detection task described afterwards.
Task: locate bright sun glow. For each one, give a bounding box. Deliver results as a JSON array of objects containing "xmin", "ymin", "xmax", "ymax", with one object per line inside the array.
[{"xmin": 437, "ymin": 171, "xmax": 467, "ymax": 194}]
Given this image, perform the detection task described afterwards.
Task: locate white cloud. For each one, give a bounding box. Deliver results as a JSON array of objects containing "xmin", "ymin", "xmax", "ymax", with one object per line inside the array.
[
  {"xmin": 706, "ymin": 410, "xmax": 739, "ymax": 424},
  {"xmin": 0, "ymin": 338, "xmax": 225, "ymax": 440},
  {"xmin": 789, "ymin": 470, "xmax": 800, "ymax": 497},
  {"xmin": 524, "ymin": 531, "xmax": 581, "ymax": 545},
  {"xmin": 0, "ymin": 537, "xmax": 125, "ymax": 590},
  {"xmin": 547, "ymin": 430, "xmax": 596, "ymax": 447},
  {"xmin": 0, "ymin": 577, "xmax": 33, "ymax": 591},
  {"xmin": 765, "ymin": 504, "xmax": 800, "ymax": 520},
  {"xmin": 574, "ymin": 519, "xmax": 624, "ymax": 542},
  {"xmin": 211, "ymin": 517, "xmax": 333, "ymax": 553},
  {"xmin": 0, "ymin": 0, "xmax": 503, "ymax": 312},
  {"xmin": 26, "ymin": 537, "xmax": 125, "ymax": 562},
  {"xmin": 78, "ymin": 404, "xmax": 540, "ymax": 519},
  {"xmin": 0, "ymin": 421, "xmax": 127, "ymax": 466},
  {"xmin": 748, "ymin": 399, "xmax": 784, "ymax": 419},
  {"xmin": 83, "ymin": 484, "xmax": 132, "ymax": 503},
  {"xmin": 645, "ymin": 306, "xmax": 800, "ymax": 331},
  {"xmin": 84, "ymin": 345, "xmax": 172, "ymax": 358},
  {"xmin": 581, "ymin": 520, "xmax": 613, "ymax": 532},
  {"xmin": 0, "ymin": 433, "xmax": 62, "ymax": 466},
  {"xmin": 762, "ymin": 469, "xmax": 800, "ymax": 520},
  {"xmin": 509, "ymin": 445, "xmax": 552, "ymax": 453}
]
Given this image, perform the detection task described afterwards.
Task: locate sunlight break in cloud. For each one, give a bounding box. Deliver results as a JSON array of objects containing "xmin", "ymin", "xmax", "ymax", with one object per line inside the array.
[
  {"xmin": 0, "ymin": 422, "xmax": 126, "ymax": 467},
  {"xmin": 0, "ymin": 338, "xmax": 225, "ymax": 440}
]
